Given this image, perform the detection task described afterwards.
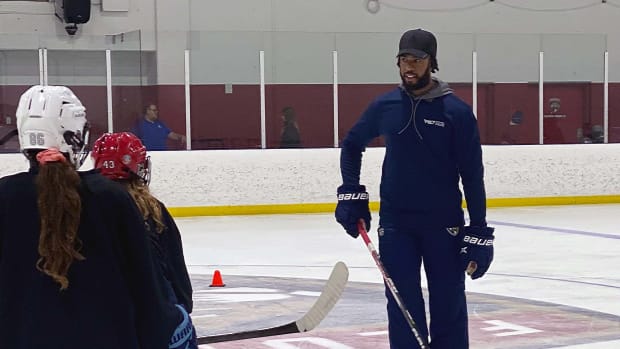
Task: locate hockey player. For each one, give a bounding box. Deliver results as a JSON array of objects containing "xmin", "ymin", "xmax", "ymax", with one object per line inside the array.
[
  {"xmin": 0, "ymin": 85, "xmax": 188, "ymax": 349},
  {"xmin": 335, "ymin": 29, "xmax": 495, "ymax": 348},
  {"xmin": 91, "ymin": 131, "xmax": 197, "ymax": 348}
]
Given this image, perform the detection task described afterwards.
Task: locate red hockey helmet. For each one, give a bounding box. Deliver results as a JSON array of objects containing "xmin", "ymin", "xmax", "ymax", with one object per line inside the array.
[{"xmin": 91, "ymin": 132, "xmax": 150, "ymax": 183}]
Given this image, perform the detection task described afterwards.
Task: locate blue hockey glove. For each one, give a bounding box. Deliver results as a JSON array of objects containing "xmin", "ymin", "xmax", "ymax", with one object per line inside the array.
[
  {"xmin": 335, "ymin": 184, "xmax": 370, "ymax": 238},
  {"xmin": 460, "ymin": 226, "xmax": 495, "ymax": 280},
  {"xmin": 169, "ymin": 304, "xmax": 197, "ymax": 349}
]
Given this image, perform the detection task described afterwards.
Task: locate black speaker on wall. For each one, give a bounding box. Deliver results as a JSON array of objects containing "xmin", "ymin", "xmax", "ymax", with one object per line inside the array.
[{"xmin": 55, "ymin": 0, "xmax": 91, "ymax": 25}]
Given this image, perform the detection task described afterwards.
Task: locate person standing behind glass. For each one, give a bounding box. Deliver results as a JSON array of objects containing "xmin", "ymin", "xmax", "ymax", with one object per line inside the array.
[
  {"xmin": 279, "ymin": 106, "xmax": 301, "ymax": 148},
  {"xmin": 134, "ymin": 104, "xmax": 186, "ymax": 151}
]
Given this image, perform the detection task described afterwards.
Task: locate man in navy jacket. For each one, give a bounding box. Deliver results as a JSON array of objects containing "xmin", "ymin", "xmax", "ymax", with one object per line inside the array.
[{"xmin": 335, "ymin": 29, "xmax": 495, "ymax": 349}]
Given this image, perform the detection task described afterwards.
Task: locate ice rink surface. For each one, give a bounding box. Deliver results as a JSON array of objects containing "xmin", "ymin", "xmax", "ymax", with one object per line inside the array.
[{"xmin": 178, "ymin": 204, "xmax": 620, "ymax": 348}]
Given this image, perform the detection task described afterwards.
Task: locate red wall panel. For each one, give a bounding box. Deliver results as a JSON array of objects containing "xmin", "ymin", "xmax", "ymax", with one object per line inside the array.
[
  {"xmin": 338, "ymin": 84, "xmax": 395, "ymax": 147},
  {"xmin": 1, "ymin": 82, "xmax": 615, "ymax": 151},
  {"xmin": 543, "ymin": 83, "xmax": 588, "ymax": 144},
  {"xmin": 609, "ymin": 83, "xmax": 620, "ymax": 142},
  {"xmin": 189, "ymin": 85, "xmax": 261, "ymax": 149},
  {"xmin": 482, "ymin": 83, "xmax": 539, "ymax": 145}
]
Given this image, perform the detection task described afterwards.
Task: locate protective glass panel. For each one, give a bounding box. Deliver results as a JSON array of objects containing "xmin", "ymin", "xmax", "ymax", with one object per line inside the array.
[
  {"xmin": 265, "ymin": 32, "xmax": 335, "ymax": 148},
  {"xmin": 607, "ymin": 49, "xmax": 620, "ymax": 143},
  {"xmin": 189, "ymin": 31, "xmax": 263, "ymax": 150},
  {"xmin": 0, "ymin": 38, "xmax": 39, "ymax": 152},
  {"xmin": 436, "ymin": 33, "xmax": 475, "ymax": 137},
  {"xmin": 542, "ymin": 34, "xmax": 606, "ymax": 144},
  {"xmin": 610, "ymin": 82, "xmax": 620, "ymax": 142},
  {"xmin": 335, "ymin": 32, "xmax": 399, "ymax": 147},
  {"xmin": 45, "ymin": 43, "xmax": 108, "ymax": 145},
  {"xmin": 109, "ymin": 31, "xmax": 151, "ymax": 145},
  {"xmin": 476, "ymin": 34, "xmax": 540, "ymax": 145}
]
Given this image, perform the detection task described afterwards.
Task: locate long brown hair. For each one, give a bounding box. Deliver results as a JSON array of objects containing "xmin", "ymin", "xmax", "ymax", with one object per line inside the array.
[
  {"xmin": 35, "ymin": 160, "xmax": 85, "ymax": 291},
  {"xmin": 123, "ymin": 177, "xmax": 165, "ymax": 234}
]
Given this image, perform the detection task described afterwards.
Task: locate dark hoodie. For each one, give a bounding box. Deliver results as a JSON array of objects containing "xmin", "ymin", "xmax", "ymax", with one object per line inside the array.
[
  {"xmin": 147, "ymin": 201, "xmax": 193, "ymax": 312},
  {"xmin": 0, "ymin": 169, "xmax": 181, "ymax": 349},
  {"xmin": 340, "ymin": 78, "xmax": 487, "ymax": 229}
]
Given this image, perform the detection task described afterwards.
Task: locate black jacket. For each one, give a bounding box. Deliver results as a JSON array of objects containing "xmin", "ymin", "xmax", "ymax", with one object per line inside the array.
[
  {"xmin": 0, "ymin": 169, "xmax": 181, "ymax": 349},
  {"xmin": 280, "ymin": 123, "xmax": 301, "ymax": 148},
  {"xmin": 147, "ymin": 202, "xmax": 193, "ymax": 312}
]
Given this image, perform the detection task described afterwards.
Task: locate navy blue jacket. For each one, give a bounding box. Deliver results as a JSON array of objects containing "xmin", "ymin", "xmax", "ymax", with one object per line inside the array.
[
  {"xmin": 147, "ymin": 202, "xmax": 193, "ymax": 312},
  {"xmin": 0, "ymin": 169, "xmax": 181, "ymax": 349},
  {"xmin": 340, "ymin": 78, "xmax": 487, "ymax": 229}
]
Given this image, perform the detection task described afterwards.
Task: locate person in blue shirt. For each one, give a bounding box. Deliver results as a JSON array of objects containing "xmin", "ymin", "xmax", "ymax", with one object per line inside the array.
[
  {"xmin": 335, "ymin": 29, "xmax": 495, "ymax": 349},
  {"xmin": 134, "ymin": 104, "xmax": 186, "ymax": 151}
]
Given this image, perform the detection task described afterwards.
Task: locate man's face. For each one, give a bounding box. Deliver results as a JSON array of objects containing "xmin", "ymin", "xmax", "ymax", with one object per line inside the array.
[
  {"xmin": 398, "ymin": 54, "xmax": 431, "ymax": 92},
  {"xmin": 146, "ymin": 105, "xmax": 158, "ymax": 121}
]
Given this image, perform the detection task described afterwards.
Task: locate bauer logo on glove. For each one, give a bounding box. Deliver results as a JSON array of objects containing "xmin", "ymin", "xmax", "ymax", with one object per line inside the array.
[
  {"xmin": 338, "ymin": 192, "xmax": 369, "ymax": 201},
  {"xmin": 335, "ymin": 184, "xmax": 371, "ymax": 238},
  {"xmin": 459, "ymin": 226, "xmax": 495, "ymax": 280},
  {"xmin": 462, "ymin": 235, "xmax": 494, "ymax": 246}
]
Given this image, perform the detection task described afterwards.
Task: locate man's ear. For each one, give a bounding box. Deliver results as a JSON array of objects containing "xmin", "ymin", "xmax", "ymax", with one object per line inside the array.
[{"xmin": 396, "ymin": 58, "xmax": 400, "ymax": 67}]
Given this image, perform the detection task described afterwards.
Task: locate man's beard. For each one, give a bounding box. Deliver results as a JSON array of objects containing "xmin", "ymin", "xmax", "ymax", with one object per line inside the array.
[{"xmin": 400, "ymin": 67, "xmax": 431, "ymax": 94}]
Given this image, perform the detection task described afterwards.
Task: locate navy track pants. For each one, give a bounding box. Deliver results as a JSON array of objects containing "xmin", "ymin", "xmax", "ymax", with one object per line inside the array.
[{"xmin": 378, "ymin": 225, "xmax": 468, "ymax": 349}]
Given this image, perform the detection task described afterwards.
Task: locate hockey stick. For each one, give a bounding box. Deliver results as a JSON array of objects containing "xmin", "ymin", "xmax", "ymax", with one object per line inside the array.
[
  {"xmin": 196, "ymin": 261, "xmax": 349, "ymax": 344},
  {"xmin": 0, "ymin": 128, "xmax": 17, "ymax": 146},
  {"xmin": 357, "ymin": 220, "xmax": 430, "ymax": 349}
]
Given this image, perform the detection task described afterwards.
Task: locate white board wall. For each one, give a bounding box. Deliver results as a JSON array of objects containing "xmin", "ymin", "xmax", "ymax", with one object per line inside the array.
[{"xmin": 0, "ymin": 144, "xmax": 617, "ymax": 208}]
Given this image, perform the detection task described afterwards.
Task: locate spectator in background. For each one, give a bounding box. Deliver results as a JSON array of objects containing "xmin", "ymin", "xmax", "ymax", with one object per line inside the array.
[
  {"xmin": 279, "ymin": 106, "xmax": 301, "ymax": 148},
  {"xmin": 134, "ymin": 104, "xmax": 186, "ymax": 151},
  {"xmin": 578, "ymin": 122, "xmax": 604, "ymax": 144},
  {"xmin": 591, "ymin": 124, "xmax": 604, "ymax": 143}
]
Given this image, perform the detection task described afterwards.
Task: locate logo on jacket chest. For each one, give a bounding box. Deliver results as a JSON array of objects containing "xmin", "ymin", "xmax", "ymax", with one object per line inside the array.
[{"xmin": 423, "ymin": 118, "xmax": 445, "ymax": 127}]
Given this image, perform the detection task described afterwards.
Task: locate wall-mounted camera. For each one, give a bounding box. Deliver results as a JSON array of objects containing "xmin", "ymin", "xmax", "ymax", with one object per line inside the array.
[
  {"xmin": 54, "ymin": 0, "xmax": 91, "ymax": 36},
  {"xmin": 65, "ymin": 24, "xmax": 78, "ymax": 36}
]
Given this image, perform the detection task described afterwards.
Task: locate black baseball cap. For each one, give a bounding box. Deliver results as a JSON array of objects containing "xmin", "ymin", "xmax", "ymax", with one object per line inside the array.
[{"xmin": 397, "ymin": 29, "xmax": 437, "ymax": 59}]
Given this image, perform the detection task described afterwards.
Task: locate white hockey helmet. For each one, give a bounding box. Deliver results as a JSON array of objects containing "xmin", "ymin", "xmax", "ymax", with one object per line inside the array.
[{"xmin": 16, "ymin": 85, "xmax": 90, "ymax": 168}]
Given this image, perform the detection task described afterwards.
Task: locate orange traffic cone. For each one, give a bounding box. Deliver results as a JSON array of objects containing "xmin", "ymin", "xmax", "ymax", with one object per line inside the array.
[{"xmin": 209, "ymin": 270, "xmax": 226, "ymax": 287}]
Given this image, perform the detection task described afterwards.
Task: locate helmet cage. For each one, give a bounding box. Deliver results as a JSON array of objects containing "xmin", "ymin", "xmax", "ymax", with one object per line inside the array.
[
  {"xmin": 135, "ymin": 156, "xmax": 151, "ymax": 185},
  {"xmin": 63, "ymin": 121, "xmax": 90, "ymax": 168}
]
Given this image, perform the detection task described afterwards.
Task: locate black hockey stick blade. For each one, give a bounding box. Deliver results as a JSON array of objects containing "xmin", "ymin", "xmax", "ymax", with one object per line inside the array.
[
  {"xmin": 0, "ymin": 128, "xmax": 17, "ymax": 146},
  {"xmin": 197, "ymin": 261, "xmax": 349, "ymax": 344}
]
